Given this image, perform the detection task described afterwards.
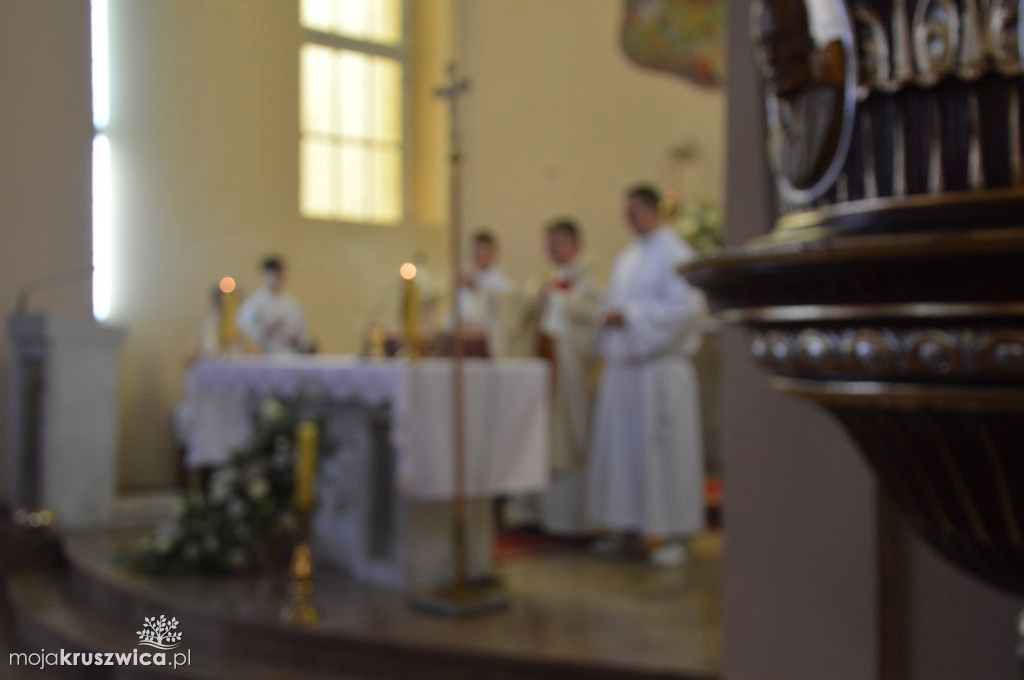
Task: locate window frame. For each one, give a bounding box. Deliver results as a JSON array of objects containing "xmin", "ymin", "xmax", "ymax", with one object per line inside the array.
[{"xmin": 298, "ymin": 0, "xmax": 411, "ymax": 226}]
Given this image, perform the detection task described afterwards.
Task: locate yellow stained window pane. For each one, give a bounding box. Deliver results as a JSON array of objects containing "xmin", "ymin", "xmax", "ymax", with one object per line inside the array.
[
  {"xmin": 372, "ymin": 0, "xmax": 403, "ymax": 45},
  {"xmin": 337, "ymin": 0, "xmax": 372, "ymax": 39},
  {"xmin": 372, "ymin": 58, "xmax": 402, "ymax": 143},
  {"xmin": 337, "ymin": 51, "xmax": 372, "ymax": 139},
  {"xmin": 302, "ymin": 140, "xmax": 402, "ymax": 222},
  {"xmin": 301, "ymin": 139, "xmax": 335, "ymax": 218},
  {"xmin": 302, "ymin": 0, "xmax": 402, "ymax": 45},
  {"xmin": 338, "ymin": 143, "xmax": 371, "ymax": 222},
  {"xmin": 336, "ymin": 0, "xmax": 402, "ymax": 44},
  {"xmin": 301, "ymin": 44, "xmax": 335, "ymax": 135},
  {"xmin": 300, "ymin": 0, "xmax": 335, "ymax": 33},
  {"xmin": 372, "ymin": 147, "xmax": 402, "ymax": 223}
]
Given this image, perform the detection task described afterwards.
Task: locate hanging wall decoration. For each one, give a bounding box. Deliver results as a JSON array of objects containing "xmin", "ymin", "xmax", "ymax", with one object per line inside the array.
[{"xmin": 622, "ymin": 0, "xmax": 726, "ymax": 88}]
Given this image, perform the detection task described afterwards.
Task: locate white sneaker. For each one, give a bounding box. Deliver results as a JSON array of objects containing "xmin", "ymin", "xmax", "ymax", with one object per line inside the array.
[{"xmin": 648, "ymin": 542, "xmax": 688, "ymax": 568}]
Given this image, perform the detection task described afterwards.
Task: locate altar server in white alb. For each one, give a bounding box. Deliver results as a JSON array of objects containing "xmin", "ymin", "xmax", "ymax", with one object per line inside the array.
[
  {"xmin": 587, "ymin": 184, "xmax": 706, "ymax": 567},
  {"xmin": 237, "ymin": 256, "xmax": 312, "ymax": 355},
  {"xmin": 457, "ymin": 230, "xmax": 519, "ymax": 356}
]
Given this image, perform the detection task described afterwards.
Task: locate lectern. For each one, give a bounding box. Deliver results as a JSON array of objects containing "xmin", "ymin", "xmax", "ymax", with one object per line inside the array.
[{"xmin": 7, "ymin": 313, "xmax": 123, "ymax": 528}]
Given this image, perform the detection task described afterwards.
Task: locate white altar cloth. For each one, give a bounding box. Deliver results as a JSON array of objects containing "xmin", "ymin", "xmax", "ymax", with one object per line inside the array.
[{"xmin": 180, "ymin": 356, "xmax": 550, "ymax": 500}]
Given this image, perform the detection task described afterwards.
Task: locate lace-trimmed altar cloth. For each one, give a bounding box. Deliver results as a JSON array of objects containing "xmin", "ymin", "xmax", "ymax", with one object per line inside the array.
[{"xmin": 180, "ymin": 355, "xmax": 550, "ymax": 500}]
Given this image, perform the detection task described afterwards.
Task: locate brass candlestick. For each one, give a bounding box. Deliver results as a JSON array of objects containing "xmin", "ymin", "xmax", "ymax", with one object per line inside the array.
[
  {"xmin": 280, "ymin": 514, "xmax": 319, "ymax": 625},
  {"xmin": 280, "ymin": 421, "xmax": 320, "ymax": 625}
]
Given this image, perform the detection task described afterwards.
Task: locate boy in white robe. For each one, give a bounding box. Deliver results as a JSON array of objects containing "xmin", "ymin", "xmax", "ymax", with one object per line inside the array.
[
  {"xmin": 237, "ymin": 256, "xmax": 311, "ymax": 355},
  {"xmin": 587, "ymin": 185, "xmax": 706, "ymax": 567},
  {"xmin": 457, "ymin": 230, "xmax": 519, "ymax": 357}
]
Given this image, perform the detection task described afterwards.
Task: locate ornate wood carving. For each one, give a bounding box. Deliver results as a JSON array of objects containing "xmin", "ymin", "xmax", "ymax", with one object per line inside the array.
[{"xmin": 688, "ymin": 0, "xmax": 1024, "ymax": 617}]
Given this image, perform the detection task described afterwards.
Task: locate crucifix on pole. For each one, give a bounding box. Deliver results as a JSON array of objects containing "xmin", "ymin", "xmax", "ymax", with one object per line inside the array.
[{"xmin": 410, "ymin": 62, "xmax": 508, "ymax": 617}]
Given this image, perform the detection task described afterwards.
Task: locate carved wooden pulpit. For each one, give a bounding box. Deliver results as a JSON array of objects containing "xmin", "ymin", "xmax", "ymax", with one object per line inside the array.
[{"xmin": 684, "ymin": 0, "xmax": 1024, "ymax": 669}]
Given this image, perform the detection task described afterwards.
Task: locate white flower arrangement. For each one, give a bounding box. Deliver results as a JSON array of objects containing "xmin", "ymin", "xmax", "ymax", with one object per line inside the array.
[{"xmin": 128, "ymin": 396, "xmax": 332, "ymax": 575}]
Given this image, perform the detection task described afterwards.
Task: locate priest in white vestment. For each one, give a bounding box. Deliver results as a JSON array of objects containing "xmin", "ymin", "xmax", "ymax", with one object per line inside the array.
[
  {"xmin": 508, "ymin": 219, "xmax": 602, "ymax": 533},
  {"xmin": 587, "ymin": 185, "xmax": 706, "ymax": 567},
  {"xmin": 457, "ymin": 230, "xmax": 520, "ymax": 357},
  {"xmin": 237, "ymin": 256, "xmax": 312, "ymax": 355}
]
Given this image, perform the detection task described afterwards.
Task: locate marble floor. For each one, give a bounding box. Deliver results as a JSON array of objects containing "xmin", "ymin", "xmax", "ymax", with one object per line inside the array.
[
  {"xmin": 490, "ymin": 532, "xmax": 722, "ymax": 674},
  {"xmin": 49, "ymin": 529, "xmax": 722, "ymax": 678}
]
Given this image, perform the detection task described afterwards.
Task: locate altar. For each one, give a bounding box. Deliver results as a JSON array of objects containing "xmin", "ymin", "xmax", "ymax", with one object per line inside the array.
[{"xmin": 178, "ymin": 356, "xmax": 550, "ymax": 589}]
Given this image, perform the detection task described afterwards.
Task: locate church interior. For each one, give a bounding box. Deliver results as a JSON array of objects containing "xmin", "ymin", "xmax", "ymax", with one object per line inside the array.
[{"xmin": 1, "ymin": 0, "xmax": 1023, "ymax": 678}]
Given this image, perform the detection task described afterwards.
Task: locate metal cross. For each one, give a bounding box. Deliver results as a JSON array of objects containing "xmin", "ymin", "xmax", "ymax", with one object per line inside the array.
[{"xmin": 434, "ymin": 62, "xmax": 471, "ymax": 162}]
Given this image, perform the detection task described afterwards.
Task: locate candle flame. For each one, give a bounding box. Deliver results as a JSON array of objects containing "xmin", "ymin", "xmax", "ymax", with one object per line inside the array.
[
  {"xmin": 219, "ymin": 276, "xmax": 237, "ymax": 294},
  {"xmin": 399, "ymin": 262, "xmax": 418, "ymax": 280}
]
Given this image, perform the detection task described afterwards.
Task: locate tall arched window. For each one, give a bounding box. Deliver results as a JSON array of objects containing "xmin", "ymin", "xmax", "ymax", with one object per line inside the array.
[{"xmin": 300, "ymin": 0, "xmax": 406, "ymax": 224}]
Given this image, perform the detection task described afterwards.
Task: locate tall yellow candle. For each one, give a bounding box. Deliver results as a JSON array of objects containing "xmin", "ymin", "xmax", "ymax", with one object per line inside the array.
[
  {"xmin": 400, "ymin": 262, "xmax": 421, "ymax": 358},
  {"xmin": 218, "ymin": 276, "xmax": 238, "ymax": 354},
  {"xmin": 294, "ymin": 421, "xmax": 318, "ymax": 512}
]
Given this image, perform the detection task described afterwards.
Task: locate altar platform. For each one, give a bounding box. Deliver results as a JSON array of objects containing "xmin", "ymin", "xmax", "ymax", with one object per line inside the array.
[{"xmin": 6, "ymin": 529, "xmax": 722, "ymax": 679}]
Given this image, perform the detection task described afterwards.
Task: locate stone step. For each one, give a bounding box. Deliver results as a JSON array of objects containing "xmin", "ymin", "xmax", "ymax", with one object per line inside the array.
[
  {"xmin": 50, "ymin": 530, "xmax": 716, "ymax": 679},
  {"xmin": 60, "ymin": 534, "xmax": 505, "ymax": 678}
]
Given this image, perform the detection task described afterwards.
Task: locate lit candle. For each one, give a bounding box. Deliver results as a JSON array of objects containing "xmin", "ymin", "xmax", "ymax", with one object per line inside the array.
[
  {"xmin": 400, "ymin": 262, "xmax": 420, "ymax": 358},
  {"xmin": 294, "ymin": 421, "xmax": 318, "ymax": 512},
  {"xmin": 218, "ymin": 276, "xmax": 238, "ymax": 353}
]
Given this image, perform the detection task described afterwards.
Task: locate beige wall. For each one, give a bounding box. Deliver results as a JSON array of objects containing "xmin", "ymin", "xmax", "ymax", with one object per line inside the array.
[
  {"xmin": 0, "ymin": 0, "xmax": 726, "ymax": 489},
  {"xmin": 456, "ymin": 0, "xmax": 725, "ymax": 283},
  {"xmin": 0, "ymin": 1, "xmax": 93, "ymax": 494},
  {"xmin": 106, "ymin": 0, "xmax": 723, "ymax": 488},
  {"xmin": 108, "ymin": 0, "xmax": 451, "ymax": 487}
]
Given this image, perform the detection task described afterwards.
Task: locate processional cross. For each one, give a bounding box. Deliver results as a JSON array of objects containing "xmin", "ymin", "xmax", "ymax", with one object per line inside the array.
[{"xmin": 411, "ymin": 64, "xmax": 507, "ymax": 616}]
